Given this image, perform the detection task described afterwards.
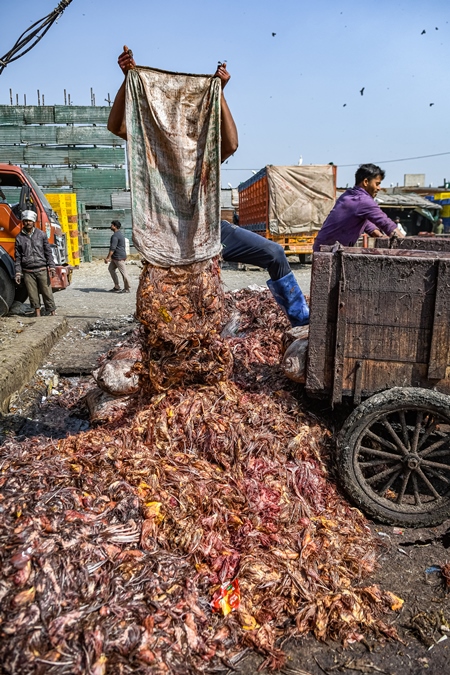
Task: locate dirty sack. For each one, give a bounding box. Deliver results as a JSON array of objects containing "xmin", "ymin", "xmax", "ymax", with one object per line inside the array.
[
  {"xmin": 125, "ymin": 66, "xmax": 222, "ymax": 266},
  {"xmin": 92, "ymin": 345, "xmax": 142, "ymax": 397}
]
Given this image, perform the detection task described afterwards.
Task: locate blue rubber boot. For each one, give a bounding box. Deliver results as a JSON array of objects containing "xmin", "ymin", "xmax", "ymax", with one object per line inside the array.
[{"xmin": 267, "ymin": 271, "xmax": 310, "ymax": 327}]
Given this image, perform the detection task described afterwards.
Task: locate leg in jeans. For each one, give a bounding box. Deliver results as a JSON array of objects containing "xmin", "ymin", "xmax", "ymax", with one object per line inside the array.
[
  {"xmin": 220, "ymin": 220, "xmax": 309, "ymax": 326},
  {"xmin": 23, "ymin": 271, "xmax": 40, "ymax": 309},
  {"xmin": 114, "ymin": 260, "xmax": 131, "ymax": 291},
  {"xmin": 108, "ymin": 260, "xmax": 120, "ymax": 289},
  {"xmin": 220, "ymin": 221, "xmax": 290, "ymax": 281},
  {"xmin": 36, "ymin": 269, "xmax": 56, "ymax": 312}
]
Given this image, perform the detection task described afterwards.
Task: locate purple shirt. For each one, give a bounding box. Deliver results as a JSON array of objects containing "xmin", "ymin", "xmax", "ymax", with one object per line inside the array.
[{"xmin": 313, "ymin": 186, "xmax": 397, "ymax": 251}]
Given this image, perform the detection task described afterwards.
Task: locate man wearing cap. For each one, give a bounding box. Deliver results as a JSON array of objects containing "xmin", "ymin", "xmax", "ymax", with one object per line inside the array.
[{"xmin": 14, "ymin": 210, "xmax": 57, "ymax": 317}]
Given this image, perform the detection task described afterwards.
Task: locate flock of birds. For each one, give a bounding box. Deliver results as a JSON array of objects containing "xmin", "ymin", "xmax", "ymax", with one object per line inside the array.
[{"xmin": 270, "ymin": 25, "xmax": 443, "ymax": 109}]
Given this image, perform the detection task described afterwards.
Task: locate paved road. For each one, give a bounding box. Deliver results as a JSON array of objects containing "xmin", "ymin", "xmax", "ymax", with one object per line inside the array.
[{"xmin": 54, "ymin": 259, "xmax": 312, "ymax": 324}]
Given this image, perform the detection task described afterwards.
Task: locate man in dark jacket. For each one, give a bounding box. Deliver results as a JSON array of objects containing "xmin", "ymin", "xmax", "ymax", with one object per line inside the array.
[
  {"xmin": 14, "ymin": 210, "xmax": 56, "ymax": 316},
  {"xmin": 104, "ymin": 220, "xmax": 131, "ymax": 293}
]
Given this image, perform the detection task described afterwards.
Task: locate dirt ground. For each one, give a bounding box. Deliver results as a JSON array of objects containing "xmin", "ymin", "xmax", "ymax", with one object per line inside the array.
[{"xmin": 1, "ymin": 259, "xmax": 450, "ymax": 674}]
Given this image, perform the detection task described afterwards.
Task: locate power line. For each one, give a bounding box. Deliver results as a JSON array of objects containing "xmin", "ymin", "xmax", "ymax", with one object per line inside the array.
[
  {"xmin": 0, "ymin": 0, "xmax": 73, "ymax": 76},
  {"xmin": 339, "ymin": 151, "xmax": 450, "ymax": 167},
  {"xmin": 222, "ymin": 150, "xmax": 450, "ymax": 171}
]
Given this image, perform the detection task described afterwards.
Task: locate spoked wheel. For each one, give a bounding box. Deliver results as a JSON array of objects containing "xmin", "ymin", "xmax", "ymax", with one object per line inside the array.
[{"xmin": 337, "ymin": 388, "xmax": 450, "ymax": 527}]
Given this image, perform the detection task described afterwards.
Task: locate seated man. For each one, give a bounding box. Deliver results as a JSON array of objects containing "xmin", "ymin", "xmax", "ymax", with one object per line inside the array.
[
  {"xmin": 313, "ymin": 163, "xmax": 405, "ymax": 252},
  {"xmin": 107, "ymin": 47, "xmax": 309, "ymax": 327}
]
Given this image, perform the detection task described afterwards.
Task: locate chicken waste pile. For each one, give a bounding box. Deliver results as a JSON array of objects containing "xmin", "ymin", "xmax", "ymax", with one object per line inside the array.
[{"xmin": 0, "ymin": 264, "xmax": 403, "ymax": 674}]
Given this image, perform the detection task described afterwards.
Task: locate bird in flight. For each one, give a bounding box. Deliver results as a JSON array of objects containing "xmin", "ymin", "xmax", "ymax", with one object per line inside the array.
[
  {"xmin": 430, "ymin": 103, "xmax": 435, "ymax": 107},
  {"xmin": 272, "ymin": 32, "xmax": 276, "ymax": 37},
  {"xmin": 421, "ymin": 29, "xmax": 426, "ymax": 34},
  {"xmin": 360, "ymin": 87, "xmax": 365, "ymax": 96},
  {"xmin": 343, "ymin": 103, "xmax": 347, "ymax": 107}
]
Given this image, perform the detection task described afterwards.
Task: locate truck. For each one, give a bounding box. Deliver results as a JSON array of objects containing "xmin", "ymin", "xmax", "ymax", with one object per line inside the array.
[
  {"xmin": 238, "ymin": 165, "xmax": 337, "ymax": 261},
  {"xmin": 0, "ymin": 164, "xmax": 71, "ymax": 316}
]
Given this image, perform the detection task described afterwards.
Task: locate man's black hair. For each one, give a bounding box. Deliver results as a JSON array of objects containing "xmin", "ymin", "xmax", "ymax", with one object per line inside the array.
[
  {"xmin": 355, "ymin": 164, "xmax": 385, "ymax": 185},
  {"xmin": 111, "ymin": 220, "xmax": 122, "ymax": 229}
]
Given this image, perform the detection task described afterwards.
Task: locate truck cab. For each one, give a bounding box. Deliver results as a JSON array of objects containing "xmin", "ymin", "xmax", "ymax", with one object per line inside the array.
[{"xmin": 0, "ymin": 164, "xmax": 71, "ymax": 314}]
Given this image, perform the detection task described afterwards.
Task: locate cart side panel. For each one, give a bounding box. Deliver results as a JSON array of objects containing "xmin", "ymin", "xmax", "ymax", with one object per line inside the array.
[
  {"xmin": 336, "ymin": 252, "xmax": 450, "ymax": 400},
  {"xmin": 341, "ymin": 359, "xmax": 450, "ymax": 397},
  {"xmin": 428, "ymin": 259, "xmax": 450, "ymax": 379},
  {"xmin": 375, "ymin": 237, "xmax": 450, "ymax": 252},
  {"xmin": 305, "ymin": 252, "xmax": 339, "ymax": 394}
]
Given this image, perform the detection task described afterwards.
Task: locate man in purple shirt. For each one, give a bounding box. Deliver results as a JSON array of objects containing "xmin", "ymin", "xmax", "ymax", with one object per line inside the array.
[{"xmin": 313, "ymin": 163, "xmax": 405, "ymax": 252}]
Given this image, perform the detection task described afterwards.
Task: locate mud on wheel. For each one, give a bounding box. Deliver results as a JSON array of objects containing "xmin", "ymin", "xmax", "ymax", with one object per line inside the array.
[{"xmin": 337, "ymin": 388, "xmax": 450, "ymax": 527}]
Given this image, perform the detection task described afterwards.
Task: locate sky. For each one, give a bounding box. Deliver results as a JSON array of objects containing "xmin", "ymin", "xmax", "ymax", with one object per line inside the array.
[{"xmin": 1, "ymin": 0, "xmax": 449, "ymax": 189}]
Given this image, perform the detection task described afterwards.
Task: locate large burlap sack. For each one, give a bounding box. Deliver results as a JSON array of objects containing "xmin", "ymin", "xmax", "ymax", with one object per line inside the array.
[{"xmin": 125, "ymin": 66, "xmax": 221, "ymax": 266}]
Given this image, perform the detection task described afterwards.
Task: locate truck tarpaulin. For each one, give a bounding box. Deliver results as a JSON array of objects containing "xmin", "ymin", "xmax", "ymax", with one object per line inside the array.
[
  {"xmin": 266, "ymin": 165, "xmax": 336, "ymax": 236},
  {"xmin": 125, "ymin": 66, "xmax": 221, "ymax": 267}
]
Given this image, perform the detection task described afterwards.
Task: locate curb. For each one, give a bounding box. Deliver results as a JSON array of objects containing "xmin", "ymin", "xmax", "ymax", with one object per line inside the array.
[{"xmin": 0, "ymin": 316, "xmax": 68, "ymax": 413}]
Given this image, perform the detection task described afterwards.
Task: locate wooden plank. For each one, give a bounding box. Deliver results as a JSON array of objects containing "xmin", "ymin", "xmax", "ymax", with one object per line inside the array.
[
  {"xmin": 375, "ymin": 237, "xmax": 450, "ymax": 252},
  {"xmin": 73, "ymin": 168, "xmax": 126, "ymax": 189},
  {"xmin": 319, "ymin": 245, "xmax": 450, "ymax": 258},
  {"xmin": 23, "ymin": 107, "xmax": 55, "ymax": 124},
  {"xmin": 305, "ymin": 252, "xmax": 335, "ymax": 394},
  {"xmin": 344, "ymin": 290, "xmax": 436, "ymax": 329},
  {"xmin": 0, "ymin": 126, "xmax": 21, "ymax": 143},
  {"xmin": 345, "ymin": 324, "xmax": 431, "ymax": 363},
  {"xmin": 428, "ymin": 259, "xmax": 450, "ymax": 379},
  {"xmin": 343, "ymin": 253, "xmax": 438, "ymax": 294},
  {"xmin": 27, "ymin": 167, "xmax": 73, "ymax": 187},
  {"xmin": 57, "ymin": 126, "xmax": 123, "ymax": 146},
  {"xmin": 342, "ymin": 358, "xmax": 446, "ymax": 397},
  {"xmin": 332, "ymin": 279, "xmax": 346, "ymax": 405},
  {"xmin": 0, "ymin": 146, "xmax": 25, "ymax": 163},
  {"xmin": 54, "ymin": 106, "xmax": 111, "ymax": 124}
]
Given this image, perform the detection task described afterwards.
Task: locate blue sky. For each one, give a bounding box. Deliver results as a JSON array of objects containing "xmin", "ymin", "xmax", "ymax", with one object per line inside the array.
[{"xmin": 1, "ymin": 0, "xmax": 449, "ymax": 188}]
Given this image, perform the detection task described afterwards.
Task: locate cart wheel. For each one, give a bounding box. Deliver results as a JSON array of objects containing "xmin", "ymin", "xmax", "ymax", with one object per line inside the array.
[{"xmin": 337, "ymin": 387, "xmax": 450, "ymax": 527}]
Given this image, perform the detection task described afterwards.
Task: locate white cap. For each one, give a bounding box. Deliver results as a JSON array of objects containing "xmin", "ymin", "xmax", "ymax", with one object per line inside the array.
[{"xmin": 21, "ymin": 210, "xmax": 37, "ymax": 223}]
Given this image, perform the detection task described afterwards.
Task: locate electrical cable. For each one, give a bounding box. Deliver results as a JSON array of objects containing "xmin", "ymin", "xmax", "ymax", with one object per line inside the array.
[
  {"xmin": 0, "ymin": 0, "xmax": 73, "ymax": 76},
  {"xmin": 222, "ymin": 150, "xmax": 450, "ymax": 171}
]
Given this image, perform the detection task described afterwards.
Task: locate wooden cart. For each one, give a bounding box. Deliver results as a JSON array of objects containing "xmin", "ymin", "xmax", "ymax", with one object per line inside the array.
[{"xmin": 302, "ymin": 240, "xmax": 450, "ymax": 526}]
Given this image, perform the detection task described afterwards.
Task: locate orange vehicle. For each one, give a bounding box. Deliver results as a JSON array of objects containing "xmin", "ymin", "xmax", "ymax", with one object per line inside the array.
[
  {"xmin": 0, "ymin": 164, "xmax": 71, "ymax": 315},
  {"xmin": 238, "ymin": 165, "xmax": 337, "ymax": 262}
]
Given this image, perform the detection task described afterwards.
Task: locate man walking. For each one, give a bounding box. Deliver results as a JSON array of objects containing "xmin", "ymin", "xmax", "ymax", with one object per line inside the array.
[
  {"xmin": 14, "ymin": 210, "xmax": 57, "ymax": 317},
  {"xmin": 104, "ymin": 220, "xmax": 131, "ymax": 293}
]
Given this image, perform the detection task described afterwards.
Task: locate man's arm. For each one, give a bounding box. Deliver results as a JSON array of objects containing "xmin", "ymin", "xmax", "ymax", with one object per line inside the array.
[
  {"xmin": 363, "ymin": 221, "xmax": 385, "ymax": 238},
  {"xmin": 105, "ymin": 233, "xmax": 118, "ymax": 263},
  {"xmin": 214, "ymin": 64, "xmax": 238, "ymax": 162},
  {"xmin": 359, "ymin": 201, "xmax": 405, "ymax": 238},
  {"xmin": 107, "ymin": 46, "xmax": 136, "ymax": 140},
  {"xmin": 14, "ymin": 237, "xmax": 22, "ymax": 282},
  {"xmin": 108, "ymin": 50, "xmax": 239, "ymax": 159},
  {"xmin": 42, "ymin": 232, "xmax": 56, "ymax": 276}
]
